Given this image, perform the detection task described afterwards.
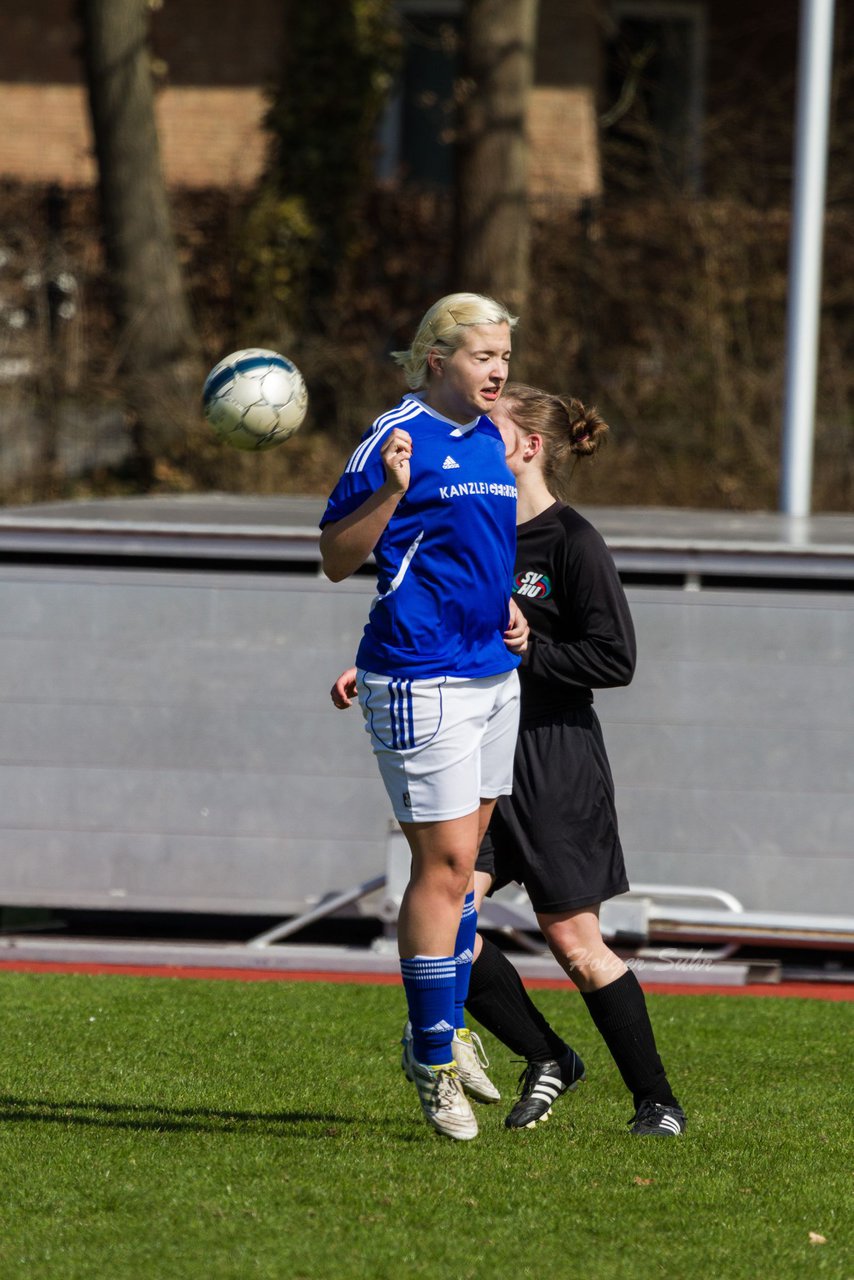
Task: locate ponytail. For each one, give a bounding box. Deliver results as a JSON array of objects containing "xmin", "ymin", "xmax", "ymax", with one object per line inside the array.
[{"xmin": 502, "ymin": 382, "xmax": 609, "ymax": 498}]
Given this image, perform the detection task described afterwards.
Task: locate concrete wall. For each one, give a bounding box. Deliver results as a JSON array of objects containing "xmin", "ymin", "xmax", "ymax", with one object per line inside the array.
[
  {"xmin": 0, "ymin": 545, "xmax": 851, "ymax": 919},
  {"xmin": 599, "ymin": 586, "xmax": 854, "ymax": 915},
  {"xmin": 0, "ymin": 562, "xmax": 383, "ymax": 915}
]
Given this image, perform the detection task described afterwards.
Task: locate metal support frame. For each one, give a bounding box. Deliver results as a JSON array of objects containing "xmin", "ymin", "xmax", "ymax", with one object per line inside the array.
[
  {"xmin": 247, "ymin": 875, "xmax": 385, "ymax": 948},
  {"xmin": 247, "ymin": 825, "xmax": 854, "ymax": 960}
]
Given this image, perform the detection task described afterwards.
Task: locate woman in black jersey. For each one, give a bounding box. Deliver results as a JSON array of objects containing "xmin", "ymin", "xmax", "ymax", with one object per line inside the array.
[
  {"xmin": 332, "ymin": 382, "xmax": 685, "ymax": 1138},
  {"xmin": 466, "ymin": 382, "xmax": 685, "ymax": 1137}
]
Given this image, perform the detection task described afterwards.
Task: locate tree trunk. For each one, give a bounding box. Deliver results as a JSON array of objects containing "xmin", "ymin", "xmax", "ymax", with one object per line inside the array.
[
  {"xmin": 454, "ymin": 0, "xmax": 539, "ymax": 319},
  {"xmin": 79, "ymin": 0, "xmax": 198, "ymax": 458}
]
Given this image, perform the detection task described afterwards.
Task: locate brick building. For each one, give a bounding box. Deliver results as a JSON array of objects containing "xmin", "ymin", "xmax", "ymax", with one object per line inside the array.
[
  {"xmin": 0, "ymin": 0, "xmax": 770, "ymax": 203},
  {"xmin": 2, "ymin": 1, "xmax": 837, "ymax": 209},
  {"xmin": 1, "ymin": 0, "xmax": 281, "ymax": 189}
]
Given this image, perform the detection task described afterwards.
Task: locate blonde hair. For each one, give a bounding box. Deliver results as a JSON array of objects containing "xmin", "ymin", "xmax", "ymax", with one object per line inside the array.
[
  {"xmin": 391, "ymin": 292, "xmax": 518, "ymax": 390},
  {"xmin": 502, "ymin": 382, "xmax": 609, "ymax": 500}
]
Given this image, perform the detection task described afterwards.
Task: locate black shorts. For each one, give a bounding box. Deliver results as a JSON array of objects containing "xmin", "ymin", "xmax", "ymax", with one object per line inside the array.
[{"xmin": 476, "ymin": 706, "xmax": 629, "ymax": 914}]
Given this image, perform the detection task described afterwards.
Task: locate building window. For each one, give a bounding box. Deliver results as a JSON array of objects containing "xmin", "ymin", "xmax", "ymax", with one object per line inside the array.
[
  {"xmin": 378, "ymin": 2, "xmax": 463, "ymax": 188},
  {"xmin": 602, "ymin": 2, "xmax": 707, "ymax": 194}
]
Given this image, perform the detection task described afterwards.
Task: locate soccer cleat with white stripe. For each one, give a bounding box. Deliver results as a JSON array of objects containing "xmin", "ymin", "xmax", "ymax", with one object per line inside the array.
[
  {"xmin": 400, "ymin": 1028, "xmax": 478, "ymax": 1140},
  {"xmin": 628, "ymin": 1099, "xmax": 686, "ymax": 1136},
  {"xmin": 403, "ymin": 1022, "xmax": 500, "ymax": 1103},
  {"xmin": 504, "ymin": 1050, "xmax": 586, "ymax": 1130},
  {"xmin": 452, "ymin": 1027, "xmax": 501, "ymax": 1103}
]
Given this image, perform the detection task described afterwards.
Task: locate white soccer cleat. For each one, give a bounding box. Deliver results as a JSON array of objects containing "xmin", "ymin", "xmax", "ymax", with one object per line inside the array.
[
  {"xmin": 401, "ymin": 1023, "xmax": 479, "ymax": 1140},
  {"xmin": 403, "ymin": 1021, "xmax": 500, "ymax": 1104},
  {"xmin": 452, "ymin": 1027, "xmax": 501, "ymax": 1103},
  {"xmin": 408, "ymin": 1059, "xmax": 479, "ymax": 1141}
]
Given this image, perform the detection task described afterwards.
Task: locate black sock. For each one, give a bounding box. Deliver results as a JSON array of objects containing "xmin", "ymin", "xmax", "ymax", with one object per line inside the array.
[
  {"xmin": 581, "ymin": 969, "xmax": 678, "ymax": 1109},
  {"xmin": 466, "ymin": 935, "xmax": 570, "ymax": 1063}
]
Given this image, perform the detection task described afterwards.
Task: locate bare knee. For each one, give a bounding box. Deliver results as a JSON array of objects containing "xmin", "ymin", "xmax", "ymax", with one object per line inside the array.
[
  {"xmin": 544, "ymin": 921, "xmax": 591, "ymax": 971},
  {"xmin": 538, "ymin": 910, "xmax": 626, "ymax": 990},
  {"xmin": 410, "ymin": 852, "xmax": 470, "ymax": 902},
  {"xmin": 403, "ymin": 819, "xmax": 477, "ymax": 900}
]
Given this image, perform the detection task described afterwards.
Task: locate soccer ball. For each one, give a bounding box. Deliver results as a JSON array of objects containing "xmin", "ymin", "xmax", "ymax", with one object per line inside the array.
[{"xmin": 202, "ymin": 348, "xmax": 308, "ymax": 451}]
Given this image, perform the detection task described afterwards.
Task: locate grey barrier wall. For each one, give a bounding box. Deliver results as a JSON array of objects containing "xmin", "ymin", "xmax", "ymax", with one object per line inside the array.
[
  {"xmin": 0, "ymin": 562, "xmax": 386, "ymax": 916},
  {"xmin": 599, "ymin": 585, "xmax": 854, "ymax": 915},
  {"xmin": 0, "ymin": 496, "xmax": 851, "ymax": 919}
]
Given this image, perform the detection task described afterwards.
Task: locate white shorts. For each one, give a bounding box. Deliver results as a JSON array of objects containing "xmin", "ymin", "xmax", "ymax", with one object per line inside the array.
[{"xmin": 357, "ymin": 668, "xmax": 520, "ymax": 823}]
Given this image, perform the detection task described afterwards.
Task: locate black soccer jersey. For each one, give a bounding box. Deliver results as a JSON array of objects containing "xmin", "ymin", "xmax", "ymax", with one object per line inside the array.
[{"xmin": 512, "ymin": 501, "xmax": 636, "ymax": 721}]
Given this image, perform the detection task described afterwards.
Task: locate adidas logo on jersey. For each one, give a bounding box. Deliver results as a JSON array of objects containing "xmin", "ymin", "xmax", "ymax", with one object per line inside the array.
[{"xmin": 442, "ymin": 455, "xmax": 460, "ymax": 469}]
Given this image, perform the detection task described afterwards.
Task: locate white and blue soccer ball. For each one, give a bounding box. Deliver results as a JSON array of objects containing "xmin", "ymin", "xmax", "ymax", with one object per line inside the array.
[{"xmin": 202, "ymin": 348, "xmax": 308, "ymax": 451}]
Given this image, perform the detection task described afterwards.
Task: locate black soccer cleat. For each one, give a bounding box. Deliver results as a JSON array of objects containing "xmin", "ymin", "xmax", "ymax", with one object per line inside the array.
[
  {"xmin": 628, "ymin": 1099, "xmax": 686, "ymax": 1136},
  {"xmin": 504, "ymin": 1049, "xmax": 586, "ymax": 1130}
]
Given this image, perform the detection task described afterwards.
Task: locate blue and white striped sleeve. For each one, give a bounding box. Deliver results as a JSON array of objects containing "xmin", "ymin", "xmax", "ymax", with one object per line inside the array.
[
  {"xmin": 320, "ymin": 399, "xmax": 421, "ymax": 527},
  {"xmin": 320, "ymin": 430, "xmax": 389, "ymax": 527}
]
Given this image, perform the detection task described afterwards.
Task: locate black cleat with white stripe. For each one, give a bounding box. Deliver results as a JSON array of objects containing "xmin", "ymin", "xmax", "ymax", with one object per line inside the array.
[
  {"xmin": 628, "ymin": 1099, "xmax": 686, "ymax": 1136},
  {"xmin": 504, "ymin": 1049, "xmax": 586, "ymax": 1130}
]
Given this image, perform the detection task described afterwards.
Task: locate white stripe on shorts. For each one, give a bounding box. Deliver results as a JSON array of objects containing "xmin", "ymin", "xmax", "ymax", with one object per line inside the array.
[
  {"xmin": 357, "ymin": 668, "xmax": 520, "ymax": 823},
  {"xmin": 388, "ymin": 678, "xmax": 415, "ymax": 750}
]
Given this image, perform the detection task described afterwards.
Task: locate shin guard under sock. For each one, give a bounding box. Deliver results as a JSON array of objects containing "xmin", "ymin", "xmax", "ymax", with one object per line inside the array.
[
  {"xmin": 400, "ymin": 955, "xmax": 456, "ymax": 1066},
  {"xmin": 465, "ymin": 935, "xmax": 570, "ymax": 1062},
  {"xmin": 581, "ymin": 969, "xmax": 678, "ymax": 1108},
  {"xmin": 453, "ymin": 891, "xmax": 478, "ymax": 1028}
]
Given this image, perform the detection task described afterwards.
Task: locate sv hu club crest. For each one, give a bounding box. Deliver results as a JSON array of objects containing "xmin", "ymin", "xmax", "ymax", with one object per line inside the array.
[{"xmin": 514, "ymin": 571, "xmax": 552, "ymax": 599}]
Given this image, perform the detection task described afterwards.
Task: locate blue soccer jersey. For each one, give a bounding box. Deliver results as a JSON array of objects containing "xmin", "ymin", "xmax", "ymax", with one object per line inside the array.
[{"xmin": 321, "ymin": 395, "xmax": 520, "ymax": 678}]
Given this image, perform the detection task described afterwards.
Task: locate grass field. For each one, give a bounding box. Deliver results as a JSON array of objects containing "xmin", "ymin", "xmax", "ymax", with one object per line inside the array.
[{"xmin": 0, "ymin": 971, "xmax": 850, "ymax": 1280}]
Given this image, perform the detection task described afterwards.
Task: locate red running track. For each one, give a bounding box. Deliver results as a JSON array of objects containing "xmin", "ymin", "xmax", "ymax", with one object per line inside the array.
[{"xmin": 0, "ymin": 958, "xmax": 852, "ymax": 1000}]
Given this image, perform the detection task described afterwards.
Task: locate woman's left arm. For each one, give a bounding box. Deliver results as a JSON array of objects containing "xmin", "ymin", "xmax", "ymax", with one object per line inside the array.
[{"xmin": 521, "ymin": 529, "xmax": 636, "ymax": 688}]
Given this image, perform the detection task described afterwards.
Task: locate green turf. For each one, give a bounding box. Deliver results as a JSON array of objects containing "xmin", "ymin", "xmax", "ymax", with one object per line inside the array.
[{"xmin": 0, "ymin": 972, "xmax": 849, "ymax": 1279}]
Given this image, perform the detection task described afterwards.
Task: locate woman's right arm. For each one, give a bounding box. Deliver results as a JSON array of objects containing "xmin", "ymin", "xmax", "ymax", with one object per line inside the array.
[{"xmin": 319, "ymin": 428, "xmax": 412, "ymax": 582}]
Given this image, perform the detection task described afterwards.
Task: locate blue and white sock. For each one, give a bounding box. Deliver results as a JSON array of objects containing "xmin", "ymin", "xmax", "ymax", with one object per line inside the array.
[
  {"xmin": 454, "ymin": 891, "xmax": 478, "ymax": 1031},
  {"xmin": 400, "ymin": 955, "xmax": 456, "ymax": 1066}
]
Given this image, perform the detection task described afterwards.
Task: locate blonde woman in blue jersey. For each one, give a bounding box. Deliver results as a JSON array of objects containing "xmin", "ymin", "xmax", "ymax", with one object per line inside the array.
[{"xmin": 320, "ymin": 294, "xmax": 528, "ymax": 1140}]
